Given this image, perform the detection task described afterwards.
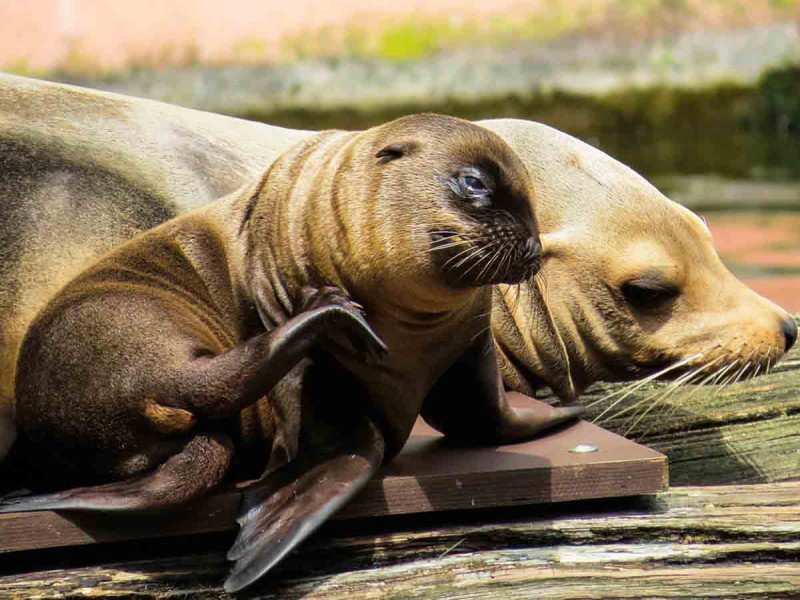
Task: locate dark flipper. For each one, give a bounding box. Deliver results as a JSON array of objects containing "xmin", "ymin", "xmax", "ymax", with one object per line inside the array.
[
  {"xmin": 224, "ymin": 417, "xmax": 384, "ymax": 594},
  {"xmin": 422, "ymin": 328, "xmax": 583, "ymax": 445},
  {"xmin": 0, "ymin": 433, "xmax": 233, "ymax": 513},
  {"xmin": 171, "ymin": 286, "xmax": 387, "ymax": 420}
]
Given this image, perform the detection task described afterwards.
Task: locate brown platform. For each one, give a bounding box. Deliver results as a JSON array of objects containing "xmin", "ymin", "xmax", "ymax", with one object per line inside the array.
[{"xmin": 0, "ymin": 395, "xmax": 667, "ymax": 554}]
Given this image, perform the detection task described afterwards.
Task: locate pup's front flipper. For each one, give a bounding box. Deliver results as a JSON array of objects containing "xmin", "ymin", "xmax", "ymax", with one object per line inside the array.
[
  {"xmin": 0, "ymin": 432, "xmax": 233, "ymax": 513},
  {"xmin": 172, "ymin": 286, "xmax": 387, "ymax": 420},
  {"xmin": 224, "ymin": 416, "xmax": 384, "ymax": 594},
  {"xmin": 422, "ymin": 328, "xmax": 584, "ymax": 445}
]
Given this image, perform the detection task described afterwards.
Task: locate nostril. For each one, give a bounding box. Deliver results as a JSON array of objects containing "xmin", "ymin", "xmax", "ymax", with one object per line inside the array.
[
  {"xmin": 524, "ymin": 237, "xmax": 541, "ymax": 260},
  {"xmin": 781, "ymin": 318, "xmax": 798, "ymax": 353}
]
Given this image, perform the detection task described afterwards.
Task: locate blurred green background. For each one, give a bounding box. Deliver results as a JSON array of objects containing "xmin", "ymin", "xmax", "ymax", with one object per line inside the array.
[{"xmin": 3, "ymin": 0, "xmax": 800, "ymax": 308}]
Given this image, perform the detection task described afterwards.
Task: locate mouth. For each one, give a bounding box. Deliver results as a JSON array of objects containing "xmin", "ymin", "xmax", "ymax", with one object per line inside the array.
[{"xmin": 430, "ymin": 230, "xmax": 541, "ymax": 287}]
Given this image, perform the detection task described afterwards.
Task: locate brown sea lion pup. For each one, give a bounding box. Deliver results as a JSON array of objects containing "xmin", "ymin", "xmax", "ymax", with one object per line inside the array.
[
  {"xmin": 0, "ymin": 114, "xmax": 581, "ymax": 592},
  {"xmin": 484, "ymin": 119, "xmax": 797, "ymax": 401}
]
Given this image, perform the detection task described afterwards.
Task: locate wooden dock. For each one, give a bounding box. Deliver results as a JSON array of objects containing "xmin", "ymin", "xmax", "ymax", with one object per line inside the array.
[{"xmin": 1, "ymin": 319, "xmax": 798, "ymax": 598}]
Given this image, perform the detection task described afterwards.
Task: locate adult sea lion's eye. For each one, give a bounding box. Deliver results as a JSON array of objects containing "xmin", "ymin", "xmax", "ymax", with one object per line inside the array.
[{"xmin": 621, "ymin": 279, "xmax": 679, "ymax": 312}]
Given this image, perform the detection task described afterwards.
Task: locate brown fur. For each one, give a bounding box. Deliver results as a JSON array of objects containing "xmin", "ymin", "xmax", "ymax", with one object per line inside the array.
[
  {"xmin": 2, "ymin": 75, "xmax": 794, "ymax": 464},
  {"xmin": 13, "ymin": 114, "xmax": 540, "ymax": 484}
]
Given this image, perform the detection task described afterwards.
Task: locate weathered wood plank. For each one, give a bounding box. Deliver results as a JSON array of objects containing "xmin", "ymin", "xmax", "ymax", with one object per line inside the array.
[
  {"xmin": 574, "ymin": 316, "xmax": 800, "ymax": 485},
  {"xmin": 0, "ymin": 417, "xmax": 666, "ymax": 554},
  {"xmin": 1, "ymin": 482, "xmax": 797, "ymax": 599}
]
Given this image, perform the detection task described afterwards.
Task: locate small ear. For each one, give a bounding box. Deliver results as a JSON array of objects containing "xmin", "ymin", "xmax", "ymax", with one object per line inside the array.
[{"xmin": 376, "ymin": 141, "xmax": 417, "ymax": 164}]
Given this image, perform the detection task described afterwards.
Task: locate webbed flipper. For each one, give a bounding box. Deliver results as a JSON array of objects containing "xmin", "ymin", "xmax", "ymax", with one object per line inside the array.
[
  {"xmin": 224, "ymin": 417, "xmax": 384, "ymax": 594},
  {"xmin": 422, "ymin": 328, "xmax": 584, "ymax": 445},
  {"xmin": 0, "ymin": 433, "xmax": 233, "ymax": 513}
]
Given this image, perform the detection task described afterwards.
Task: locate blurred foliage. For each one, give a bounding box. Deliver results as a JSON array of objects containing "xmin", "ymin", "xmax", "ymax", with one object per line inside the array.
[
  {"xmin": 277, "ymin": 0, "xmax": 798, "ymax": 63},
  {"xmin": 241, "ymin": 82, "xmax": 800, "ymax": 181},
  {"xmin": 753, "ymin": 65, "xmax": 800, "ymax": 135},
  {"xmin": 5, "ymin": 0, "xmax": 800, "ymax": 74}
]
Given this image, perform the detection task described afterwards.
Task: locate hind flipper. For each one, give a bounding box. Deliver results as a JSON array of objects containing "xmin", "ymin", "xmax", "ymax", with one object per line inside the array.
[
  {"xmin": 224, "ymin": 418, "xmax": 384, "ymax": 594},
  {"xmin": 0, "ymin": 432, "xmax": 233, "ymax": 513}
]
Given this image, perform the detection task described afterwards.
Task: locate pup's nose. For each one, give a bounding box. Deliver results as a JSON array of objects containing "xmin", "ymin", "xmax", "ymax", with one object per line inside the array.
[
  {"xmin": 781, "ymin": 317, "xmax": 798, "ymax": 353},
  {"xmin": 523, "ymin": 237, "xmax": 541, "ymax": 262}
]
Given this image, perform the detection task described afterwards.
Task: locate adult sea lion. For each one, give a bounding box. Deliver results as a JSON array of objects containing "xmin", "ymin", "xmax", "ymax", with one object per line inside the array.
[
  {"xmin": 1, "ymin": 114, "xmax": 580, "ymax": 592},
  {"xmin": 0, "ymin": 74, "xmax": 795, "ymax": 464},
  {"xmin": 485, "ymin": 119, "xmax": 797, "ymax": 401}
]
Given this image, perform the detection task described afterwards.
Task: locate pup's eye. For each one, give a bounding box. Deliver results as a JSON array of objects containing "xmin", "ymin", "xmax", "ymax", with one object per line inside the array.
[
  {"xmin": 463, "ymin": 175, "xmax": 488, "ymax": 193},
  {"xmin": 621, "ymin": 279, "xmax": 679, "ymax": 312}
]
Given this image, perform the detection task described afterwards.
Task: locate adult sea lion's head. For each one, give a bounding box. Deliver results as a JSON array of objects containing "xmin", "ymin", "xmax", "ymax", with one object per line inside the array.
[{"xmin": 483, "ymin": 119, "xmax": 797, "ymax": 400}]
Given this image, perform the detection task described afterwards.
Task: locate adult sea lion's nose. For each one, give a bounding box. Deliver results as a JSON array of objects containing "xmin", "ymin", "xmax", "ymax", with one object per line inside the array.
[{"xmin": 781, "ymin": 317, "xmax": 798, "ymax": 353}]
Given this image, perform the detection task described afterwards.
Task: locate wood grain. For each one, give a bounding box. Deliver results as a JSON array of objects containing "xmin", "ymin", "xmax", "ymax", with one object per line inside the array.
[
  {"xmin": 1, "ymin": 482, "xmax": 797, "ymax": 599},
  {"xmin": 575, "ymin": 316, "xmax": 800, "ymax": 485}
]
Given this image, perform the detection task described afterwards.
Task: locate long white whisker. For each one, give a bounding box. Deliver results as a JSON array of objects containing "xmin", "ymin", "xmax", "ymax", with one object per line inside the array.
[
  {"xmin": 442, "ymin": 242, "xmax": 483, "ymax": 269},
  {"xmin": 609, "ymin": 359, "xmax": 714, "ymax": 424},
  {"xmin": 589, "ymin": 353, "xmax": 703, "ymax": 423},
  {"xmin": 461, "ymin": 242, "xmax": 502, "ymax": 277},
  {"xmin": 621, "ymin": 363, "xmax": 712, "ymax": 437}
]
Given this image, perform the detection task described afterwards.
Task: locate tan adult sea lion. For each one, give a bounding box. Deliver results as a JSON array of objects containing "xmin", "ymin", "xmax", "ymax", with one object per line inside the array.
[
  {"xmin": 1, "ymin": 114, "xmax": 580, "ymax": 592},
  {"xmin": 485, "ymin": 119, "xmax": 797, "ymax": 401},
  {"xmin": 0, "ymin": 74, "xmax": 795, "ymax": 465}
]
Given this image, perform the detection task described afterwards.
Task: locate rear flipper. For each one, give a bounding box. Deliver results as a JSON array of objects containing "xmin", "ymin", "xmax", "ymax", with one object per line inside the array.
[
  {"xmin": 0, "ymin": 433, "xmax": 233, "ymax": 513},
  {"xmin": 224, "ymin": 417, "xmax": 384, "ymax": 594}
]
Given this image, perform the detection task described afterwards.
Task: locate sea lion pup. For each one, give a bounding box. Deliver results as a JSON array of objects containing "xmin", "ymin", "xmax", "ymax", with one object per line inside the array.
[
  {"xmin": 1, "ymin": 114, "xmax": 581, "ymax": 592},
  {"xmin": 483, "ymin": 119, "xmax": 797, "ymax": 401}
]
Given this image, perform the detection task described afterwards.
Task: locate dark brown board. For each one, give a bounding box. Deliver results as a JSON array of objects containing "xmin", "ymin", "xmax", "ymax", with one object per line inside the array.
[{"xmin": 0, "ymin": 394, "xmax": 666, "ymax": 554}]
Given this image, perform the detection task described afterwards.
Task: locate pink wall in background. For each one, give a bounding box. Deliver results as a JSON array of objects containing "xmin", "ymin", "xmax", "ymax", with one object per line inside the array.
[{"xmin": 0, "ymin": 0, "xmax": 536, "ymax": 70}]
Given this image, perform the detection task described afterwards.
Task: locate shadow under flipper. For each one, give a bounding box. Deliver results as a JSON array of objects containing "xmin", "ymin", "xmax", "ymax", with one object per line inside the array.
[{"xmin": 225, "ymin": 414, "xmax": 384, "ymax": 594}]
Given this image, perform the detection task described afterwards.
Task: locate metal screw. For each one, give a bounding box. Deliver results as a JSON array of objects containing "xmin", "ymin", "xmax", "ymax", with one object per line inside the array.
[{"xmin": 569, "ymin": 444, "xmax": 598, "ymax": 453}]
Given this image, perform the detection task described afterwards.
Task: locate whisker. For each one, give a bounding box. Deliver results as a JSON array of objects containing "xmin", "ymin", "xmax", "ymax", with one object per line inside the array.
[
  {"xmin": 477, "ymin": 244, "xmax": 506, "ymax": 282},
  {"xmin": 470, "ymin": 324, "xmax": 492, "ymax": 344},
  {"xmin": 442, "ymin": 242, "xmax": 484, "ymax": 269},
  {"xmin": 460, "ymin": 242, "xmax": 502, "ymax": 277},
  {"xmin": 606, "ymin": 359, "xmax": 714, "ymax": 424},
  {"xmin": 453, "ymin": 238, "xmax": 498, "ymax": 268},
  {"xmin": 621, "ymin": 364, "xmax": 710, "ymax": 437},
  {"xmin": 449, "ymin": 245, "xmax": 487, "ymax": 271},
  {"xmin": 589, "ymin": 353, "xmax": 703, "ymax": 423}
]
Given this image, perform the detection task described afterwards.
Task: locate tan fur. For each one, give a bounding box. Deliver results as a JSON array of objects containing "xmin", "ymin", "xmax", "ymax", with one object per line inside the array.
[
  {"xmin": 1, "ymin": 74, "xmax": 794, "ymax": 461},
  {"xmin": 143, "ymin": 399, "xmax": 197, "ymax": 435},
  {"xmin": 483, "ymin": 119, "xmax": 794, "ymax": 398}
]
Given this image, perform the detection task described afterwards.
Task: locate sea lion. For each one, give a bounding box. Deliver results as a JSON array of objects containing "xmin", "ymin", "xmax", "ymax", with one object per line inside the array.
[
  {"xmin": 1, "ymin": 114, "xmax": 580, "ymax": 592},
  {"xmin": 0, "ymin": 74, "xmax": 795, "ymax": 464},
  {"xmin": 484, "ymin": 118, "xmax": 797, "ymax": 401},
  {"xmin": 0, "ymin": 73, "xmax": 310, "ymax": 465}
]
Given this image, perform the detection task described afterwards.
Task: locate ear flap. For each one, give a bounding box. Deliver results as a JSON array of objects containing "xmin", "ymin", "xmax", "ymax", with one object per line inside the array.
[{"xmin": 375, "ymin": 141, "xmax": 418, "ymax": 164}]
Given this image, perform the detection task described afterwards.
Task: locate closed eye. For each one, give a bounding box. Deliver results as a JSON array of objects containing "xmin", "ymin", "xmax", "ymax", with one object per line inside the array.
[{"xmin": 621, "ymin": 278, "xmax": 680, "ymax": 312}]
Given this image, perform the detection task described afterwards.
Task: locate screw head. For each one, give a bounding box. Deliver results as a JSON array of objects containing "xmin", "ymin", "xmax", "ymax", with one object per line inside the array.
[{"xmin": 569, "ymin": 444, "xmax": 598, "ymax": 453}]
